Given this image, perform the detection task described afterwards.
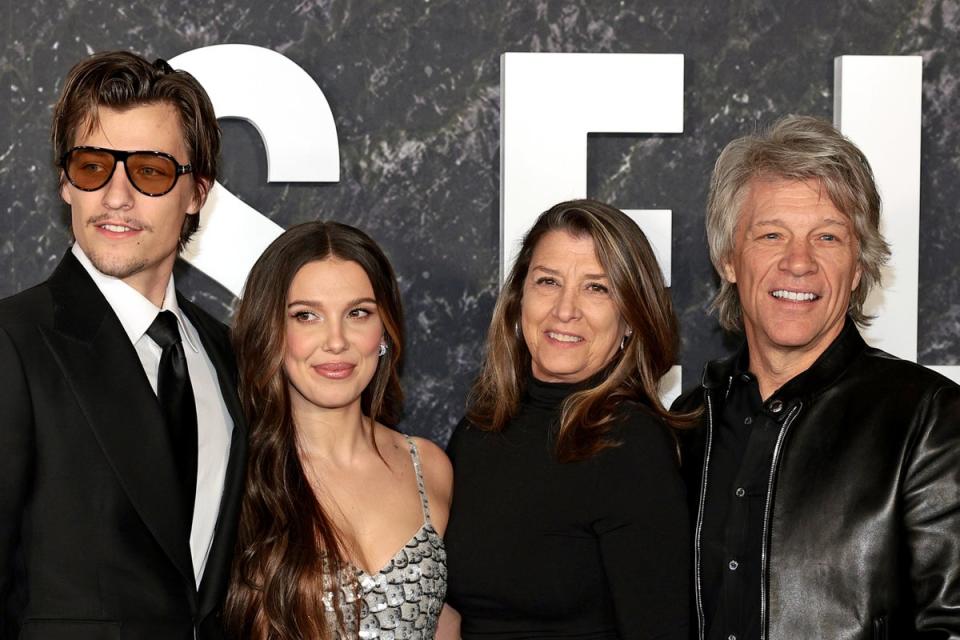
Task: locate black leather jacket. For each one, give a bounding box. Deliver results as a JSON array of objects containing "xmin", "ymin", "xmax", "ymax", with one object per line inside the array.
[{"xmin": 674, "ymin": 321, "xmax": 960, "ymax": 640}]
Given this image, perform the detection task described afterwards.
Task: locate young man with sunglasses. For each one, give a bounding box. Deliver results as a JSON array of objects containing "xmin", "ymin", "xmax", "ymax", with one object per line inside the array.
[{"xmin": 0, "ymin": 51, "xmax": 246, "ymax": 640}]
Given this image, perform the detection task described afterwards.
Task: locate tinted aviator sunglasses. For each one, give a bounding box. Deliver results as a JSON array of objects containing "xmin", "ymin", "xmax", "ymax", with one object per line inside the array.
[{"xmin": 60, "ymin": 146, "xmax": 193, "ymax": 197}]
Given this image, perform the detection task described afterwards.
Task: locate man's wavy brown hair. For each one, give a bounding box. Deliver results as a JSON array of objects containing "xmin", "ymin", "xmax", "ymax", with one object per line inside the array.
[{"xmin": 51, "ymin": 50, "xmax": 220, "ymax": 249}]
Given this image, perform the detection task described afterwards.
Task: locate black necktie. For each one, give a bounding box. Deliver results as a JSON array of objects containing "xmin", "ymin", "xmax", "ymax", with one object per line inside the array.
[{"xmin": 147, "ymin": 310, "xmax": 198, "ymax": 525}]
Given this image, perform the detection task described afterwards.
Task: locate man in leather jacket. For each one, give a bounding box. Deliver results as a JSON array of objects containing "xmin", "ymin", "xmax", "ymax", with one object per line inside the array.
[{"xmin": 673, "ymin": 115, "xmax": 960, "ymax": 640}]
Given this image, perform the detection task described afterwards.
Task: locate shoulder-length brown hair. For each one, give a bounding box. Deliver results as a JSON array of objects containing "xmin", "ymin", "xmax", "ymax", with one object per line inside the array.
[
  {"xmin": 706, "ymin": 115, "xmax": 890, "ymax": 331},
  {"xmin": 225, "ymin": 221, "xmax": 404, "ymax": 639},
  {"xmin": 468, "ymin": 199, "xmax": 689, "ymax": 462}
]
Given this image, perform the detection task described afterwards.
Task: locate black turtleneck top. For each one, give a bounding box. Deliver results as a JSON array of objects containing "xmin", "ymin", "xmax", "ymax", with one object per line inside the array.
[{"xmin": 444, "ymin": 377, "xmax": 690, "ymax": 639}]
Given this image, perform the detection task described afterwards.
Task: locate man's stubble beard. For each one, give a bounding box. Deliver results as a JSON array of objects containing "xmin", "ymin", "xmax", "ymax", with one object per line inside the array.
[
  {"xmin": 85, "ymin": 248, "xmax": 149, "ymax": 281},
  {"xmin": 76, "ymin": 212, "xmax": 155, "ymax": 280}
]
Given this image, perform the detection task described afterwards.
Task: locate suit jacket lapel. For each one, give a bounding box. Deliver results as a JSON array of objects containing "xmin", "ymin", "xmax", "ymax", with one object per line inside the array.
[
  {"xmin": 180, "ymin": 297, "xmax": 248, "ymax": 617},
  {"xmin": 40, "ymin": 253, "xmax": 196, "ymax": 587}
]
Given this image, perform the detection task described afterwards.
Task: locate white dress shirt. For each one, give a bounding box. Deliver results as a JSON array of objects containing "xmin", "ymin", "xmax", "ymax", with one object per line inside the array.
[{"xmin": 72, "ymin": 244, "xmax": 233, "ymax": 585}]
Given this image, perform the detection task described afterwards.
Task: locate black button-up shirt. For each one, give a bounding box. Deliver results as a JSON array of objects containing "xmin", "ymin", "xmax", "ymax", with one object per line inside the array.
[{"xmin": 701, "ymin": 352, "xmax": 802, "ymax": 640}]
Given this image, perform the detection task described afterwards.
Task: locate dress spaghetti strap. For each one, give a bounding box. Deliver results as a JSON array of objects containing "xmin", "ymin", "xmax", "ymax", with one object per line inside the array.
[{"xmin": 405, "ymin": 436, "xmax": 432, "ymax": 525}]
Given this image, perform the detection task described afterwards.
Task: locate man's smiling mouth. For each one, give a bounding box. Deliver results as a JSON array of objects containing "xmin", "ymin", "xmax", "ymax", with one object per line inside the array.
[{"xmin": 771, "ymin": 289, "xmax": 819, "ymax": 302}]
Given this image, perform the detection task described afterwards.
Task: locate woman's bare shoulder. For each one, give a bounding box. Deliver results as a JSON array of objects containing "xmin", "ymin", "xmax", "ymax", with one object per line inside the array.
[{"xmin": 409, "ymin": 435, "xmax": 453, "ymax": 500}]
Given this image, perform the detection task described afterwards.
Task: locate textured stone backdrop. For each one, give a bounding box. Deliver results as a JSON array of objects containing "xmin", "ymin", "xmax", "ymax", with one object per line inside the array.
[{"xmin": 2, "ymin": 0, "xmax": 958, "ymax": 444}]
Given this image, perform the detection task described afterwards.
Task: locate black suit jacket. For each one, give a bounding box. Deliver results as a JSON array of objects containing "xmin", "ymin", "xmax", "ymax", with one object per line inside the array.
[{"xmin": 0, "ymin": 252, "xmax": 247, "ymax": 640}]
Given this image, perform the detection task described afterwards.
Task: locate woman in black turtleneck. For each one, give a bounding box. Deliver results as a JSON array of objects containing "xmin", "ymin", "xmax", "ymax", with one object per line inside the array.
[{"xmin": 442, "ymin": 200, "xmax": 691, "ymax": 640}]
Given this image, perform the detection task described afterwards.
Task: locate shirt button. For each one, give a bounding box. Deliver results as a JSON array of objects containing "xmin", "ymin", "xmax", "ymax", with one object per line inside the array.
[
  {"xmin": 743, "ymin": 416, "xmax": 753, "ymax": 425},
  {"xmin": 769, "ymin": 399, "xmax": 784, "ymax": 413},
  {"xmin": 728, "ymin": 560, "xmax": 739, "ymax": 571},
  {"xmin": 735, "ymin": 487, "xmax": 746, "ymax": 497}
]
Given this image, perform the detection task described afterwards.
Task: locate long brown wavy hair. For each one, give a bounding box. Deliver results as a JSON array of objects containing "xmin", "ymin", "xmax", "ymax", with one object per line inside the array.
[
  {"xmin": 225, "ymin": 221, "xmax": 405, "ymax": 639},
  {"xmin": 468, "ymin": 199, "xmax": 692, "ymax": 462}
]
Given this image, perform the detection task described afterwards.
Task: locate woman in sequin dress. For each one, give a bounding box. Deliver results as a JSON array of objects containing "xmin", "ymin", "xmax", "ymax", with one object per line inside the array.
[{"xmin": 225, "ymin": 221, "xmax": 454, "ymax": 639}]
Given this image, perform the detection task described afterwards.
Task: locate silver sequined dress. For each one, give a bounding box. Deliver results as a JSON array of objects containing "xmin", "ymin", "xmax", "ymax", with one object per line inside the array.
[{"xmin": 323, "ymin": 437, "xmax": 447, "ymax": 639}]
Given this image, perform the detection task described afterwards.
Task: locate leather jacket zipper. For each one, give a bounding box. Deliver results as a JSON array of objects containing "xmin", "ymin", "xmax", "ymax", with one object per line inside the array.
[
  {"xmin": 693, "ymin": 387, "xmax": 718, "ymax": 640},
  {"xmin": 693, "ymin": 386, "xmax": 803, "ymax": 640},
  {"xmin": 759, "ymin": 402, "xmax": 802, "ymax": 640}
]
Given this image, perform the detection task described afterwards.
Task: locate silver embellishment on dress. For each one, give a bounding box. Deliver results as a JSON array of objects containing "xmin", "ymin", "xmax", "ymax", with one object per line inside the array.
[{"xmin": 324, "ymin": 437, "xmax": 446, "ymax": 639}]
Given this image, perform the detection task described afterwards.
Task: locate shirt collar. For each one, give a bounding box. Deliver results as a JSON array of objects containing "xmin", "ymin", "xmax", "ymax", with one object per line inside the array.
[{"xmin": 71, "ymin": 244, "xmax": 200, "ymax": 353}]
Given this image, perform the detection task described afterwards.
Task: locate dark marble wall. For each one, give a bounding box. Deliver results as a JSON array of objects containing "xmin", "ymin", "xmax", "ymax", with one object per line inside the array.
[{"xmin": 2, "ymin": 0, "xmax": 958, "ymax": 444}]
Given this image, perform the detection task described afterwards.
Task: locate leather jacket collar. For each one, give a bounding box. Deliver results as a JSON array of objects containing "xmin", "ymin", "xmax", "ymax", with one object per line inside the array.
[{"xmin": 700, "ymin": 317, "xmax": 868, "ymax": 399}]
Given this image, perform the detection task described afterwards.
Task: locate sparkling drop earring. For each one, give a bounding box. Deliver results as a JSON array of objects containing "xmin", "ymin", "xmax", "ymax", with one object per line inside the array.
[{"xmin": 378, "ymin": 343, "xmax": 387, "ymax": 357}]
